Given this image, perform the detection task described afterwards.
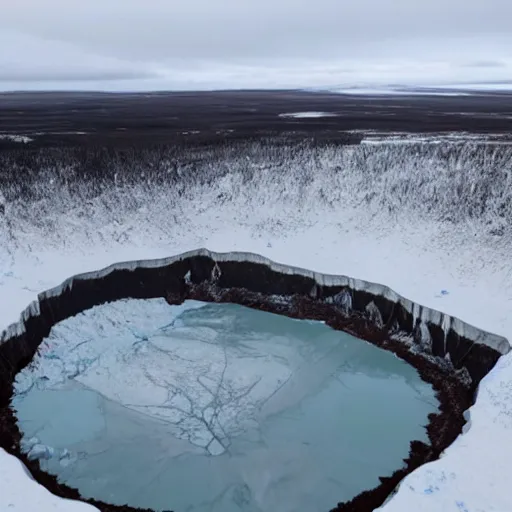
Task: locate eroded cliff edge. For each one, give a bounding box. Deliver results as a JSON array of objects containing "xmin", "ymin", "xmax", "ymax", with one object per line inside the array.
[{"xmin": 0, "ymin": 249, "xmax": 509, "ymax": 512}]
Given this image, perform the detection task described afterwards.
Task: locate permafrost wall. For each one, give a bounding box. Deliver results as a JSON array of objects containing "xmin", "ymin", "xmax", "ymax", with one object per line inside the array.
[{"xmin": 0, "ymin": 249, "xmax": 509, "ymax": 403}]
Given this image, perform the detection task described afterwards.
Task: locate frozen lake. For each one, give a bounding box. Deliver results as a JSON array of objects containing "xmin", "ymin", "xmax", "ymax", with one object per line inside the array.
[{"xmin": 12, "ymin": 299, "xmax": 438, "ymax": 511}]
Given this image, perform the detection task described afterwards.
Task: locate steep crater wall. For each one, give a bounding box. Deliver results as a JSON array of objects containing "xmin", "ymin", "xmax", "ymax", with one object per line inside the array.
[{"xmin": 0, "ymin": 249, "xmax": 509, "ymax": 512}]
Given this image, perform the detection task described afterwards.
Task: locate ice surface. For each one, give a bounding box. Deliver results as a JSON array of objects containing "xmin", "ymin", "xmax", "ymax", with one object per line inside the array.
[
  {"xmin": 27, "ymin": 444, "xmax": 54, "ymax": 462},
  {"xmin": 13, "ymin": 299, "xmax": 437, "ymax": 511},
  {"xmin": 13, "ymin": 389, "xmax": 106, "ymax": 447}
]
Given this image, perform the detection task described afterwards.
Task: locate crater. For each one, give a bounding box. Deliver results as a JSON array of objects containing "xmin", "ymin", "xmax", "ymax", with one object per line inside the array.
[
  {"xmin": 13, "ymin": 299, "xmax": 438, "ymax": 511},
  {"xmin": 0, "ymin": 249, "xmax": 509, "ymax": 512}
]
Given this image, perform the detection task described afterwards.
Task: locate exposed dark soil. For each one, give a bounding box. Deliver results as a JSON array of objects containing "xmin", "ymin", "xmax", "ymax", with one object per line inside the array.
[{"xmin": 1, "ymin": 90, "xmax": 512, "ymax": 150}]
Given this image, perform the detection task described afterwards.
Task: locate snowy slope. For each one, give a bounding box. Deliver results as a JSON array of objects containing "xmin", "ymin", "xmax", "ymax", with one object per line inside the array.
[{"xmin": 1, "ymin": 138, "xmax": 512, "ymax": 511}]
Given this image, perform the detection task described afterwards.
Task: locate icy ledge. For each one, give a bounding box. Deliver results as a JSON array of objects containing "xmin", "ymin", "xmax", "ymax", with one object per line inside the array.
[
  {"xmin": 1, "ymin": 249, "xmax": 508, "ymax": 386},
  {"xmin": 0, "ymin": 249, "xmax": 510, "ymax": 511}
]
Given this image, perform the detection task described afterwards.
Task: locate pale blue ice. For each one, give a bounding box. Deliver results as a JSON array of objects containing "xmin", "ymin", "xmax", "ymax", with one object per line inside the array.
[{"xmin": 13, "ymin": 299, "xmax": 439, "ymax": 512}]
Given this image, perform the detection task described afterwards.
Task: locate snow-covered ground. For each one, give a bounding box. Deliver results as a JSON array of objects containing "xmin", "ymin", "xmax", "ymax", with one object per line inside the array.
[
  {"xmin": 350, "ymin": 131, "xmax": 512, "ymax": 146},
  {"xmin": 324, "ymin": 87, "xmax": 473, "ymax": 96},
  {"xmin": 1, "ymin": 139, "xmax": 512, "ymax": 511},
  {"xmin": 0, "ymin": 135, "xmax": 33, "ymax": 144},
  {"xmin": 323, "ymin": 83, "xmax": 512, "ymax": 96},
  {"xmin": 278, "ymin": 112, "xmax": 340, "ymax": 118}
]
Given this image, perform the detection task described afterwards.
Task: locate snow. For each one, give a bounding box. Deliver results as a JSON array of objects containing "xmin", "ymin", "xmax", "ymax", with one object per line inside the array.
[
  {"xmin": 278, "ymin": 112, "xmax": 339, "ymax": 118},
  {"xmin": 1, "ymin": 137, "xmax": 512, "ymax": 511},
  {"xmin": 326, "ymin": 87, "xmax": 472, "ymax": 96},
  {"xmin": 426, "ymin": 83, "xmax": 512, "ymax": 92},
  {"xmin": 324, "ymin": 83, "xmax": 512, "ymax": 96},
  {"xmin": 0, "ymin": 449, "xmax": 94, "ymax": 511},
  {"xmin": 0, "ymin": 135, "xmax": 33, "ymax": 144},
  {"xmin": 355, "ymin": 132, "xmax": 512, "ymax": 146}
]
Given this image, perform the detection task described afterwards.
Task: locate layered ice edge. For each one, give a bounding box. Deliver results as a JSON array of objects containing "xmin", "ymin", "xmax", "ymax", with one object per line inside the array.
[{"xmin": 0, "ymin": 249, "xmax": 509, "ymax": 394}]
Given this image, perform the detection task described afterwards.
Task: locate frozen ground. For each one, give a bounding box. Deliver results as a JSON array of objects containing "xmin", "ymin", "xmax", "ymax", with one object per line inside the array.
[
  {"xmin": 1, "ymin": 138, "xmax": 512, "ymax": 511},
  {"xmin": 278, "ymin": 112, "xmax": 340, "ymax": 118},
  {"xmin": 2, "ymin": 91, "xmax": 511, "ymax": 150}
]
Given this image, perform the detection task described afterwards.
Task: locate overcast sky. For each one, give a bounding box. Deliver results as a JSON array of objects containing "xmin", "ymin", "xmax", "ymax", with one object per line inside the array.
[{"xmin": 0, "ymin": 0, "xmax": 511, "ymax": 90}]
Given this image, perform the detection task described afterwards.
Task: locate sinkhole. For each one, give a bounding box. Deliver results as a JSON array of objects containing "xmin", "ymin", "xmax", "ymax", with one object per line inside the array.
[{"xmin": 12, "ymin": 298, "xmax": 438, "ymax": 512}]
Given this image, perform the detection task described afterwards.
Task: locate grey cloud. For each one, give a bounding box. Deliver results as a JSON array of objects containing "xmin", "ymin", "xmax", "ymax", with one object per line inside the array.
[
  {"xmin": 460, "ymin": 60, "xmax": 507, "ymax": 69},
  {"xmin": 0, "ymin": 69, "xmax": 156, "ymax": 82},
  {"xmin": 2, "ymin": 0, "xmax": 511, "ymax": 60},
  {"xmin": 0, "ymin": 0, "xmax": 511, "ymax": 87},
  {"xmin": 0, "ymin": 29, "xmax": 158, "ymax": 82}
]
